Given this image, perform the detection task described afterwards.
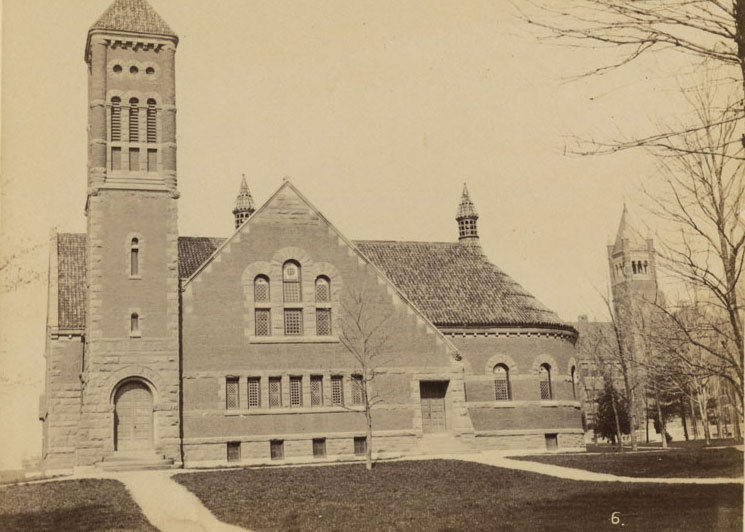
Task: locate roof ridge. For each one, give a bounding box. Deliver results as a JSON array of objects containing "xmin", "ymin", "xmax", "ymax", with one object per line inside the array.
[{"xmin": 355, "ymin": 240, "xmax": 458, "ymax": 245}]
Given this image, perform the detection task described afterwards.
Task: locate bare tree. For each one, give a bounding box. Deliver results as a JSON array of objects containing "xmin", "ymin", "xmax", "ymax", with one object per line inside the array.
[
  {"xmin": 578, "ymin": 322, "xmax": 626, "ymax": 448},
  {"xmin": 646, "ymin": 87, "xmax": 744, "ymax": 411},
  {"xmin": 339, "ymin": 285, "xmax": 392, "ymax": 471},
  {"xmin": 524, "ymin": 1, "xmax": 745, "ymax": 152}
]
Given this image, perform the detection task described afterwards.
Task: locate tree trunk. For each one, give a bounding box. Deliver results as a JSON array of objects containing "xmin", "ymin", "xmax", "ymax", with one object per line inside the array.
[
  {"xmin": 654, "ymin": 384, "xmax": 667, "ymax": 448},
  {"xmin": 363, "ymin": 375, "xmax": 373, "ymax": 471},
  {"xmin": 696, "ymin": 389, "xmax": 711, "ymax": 446},
  {"xmin": 644, "ymin": 393, "xmax": 650, "ymax": 443},
  {"xmin": 622, "ymin": 376, "xmax": 638, "ymax": 451},
  {"xmin": 715, "ymin": 396, "xmax": 724, "ymax": 439},
  {"xmin": 365, "ymin": 403, "xmax": 373, "ymax": 471},
  {"xmin": 689, "ymin": 394, "xmax": 699, "ymax": 440},
  {"xmin": 610, "ymin": 389, "xmax": 624, "ymax": 452},
  {"xmin": 680, "ymin": 396, "xmax": 689, "ymax": 441}
]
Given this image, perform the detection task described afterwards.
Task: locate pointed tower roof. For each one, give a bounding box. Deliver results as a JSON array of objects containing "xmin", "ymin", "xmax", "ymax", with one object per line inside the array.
[
  {"xmin": 233, "ymin": 175, "xmax": 255, "ymax": 214},
  {"xmin": 456, "ymin": 183, "xmax": 478, "ymax": 219},
  {"xmin": 612, "ymin": 204, "xmax": 647, "ymax": 253},
  {"xmin": 90, "ymin": 0, "xmax": 177, "ymax": 39}
]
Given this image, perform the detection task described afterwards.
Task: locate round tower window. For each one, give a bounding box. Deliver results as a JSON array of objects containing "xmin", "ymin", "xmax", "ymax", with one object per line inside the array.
[
  {"xmin": 130, "ymin": 66, "xmax": 139, "ymax": 74},
  {"xmin": 145, "ymin": 67, "xmax": 155, "ymax": 75},
  {"xmin": 113, "ymin": 64, "xmax": 122, "ymax": 73}
]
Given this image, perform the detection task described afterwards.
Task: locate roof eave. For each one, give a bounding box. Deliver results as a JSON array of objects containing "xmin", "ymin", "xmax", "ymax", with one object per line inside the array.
[{"xmin": 85, "ymin": 28, "xmax": 178, "ymax": 63}]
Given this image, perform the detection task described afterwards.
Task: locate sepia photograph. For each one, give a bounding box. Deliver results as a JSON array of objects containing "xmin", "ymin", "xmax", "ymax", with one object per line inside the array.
[{"xmin": 0, "ymin": 0, "xmax": 743, "ymax": 530}]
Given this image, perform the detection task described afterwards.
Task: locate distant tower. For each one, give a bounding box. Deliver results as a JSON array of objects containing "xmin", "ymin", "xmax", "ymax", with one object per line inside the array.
[
  {"xmin": 607, "ymin": 204, "xmax": 658, "ymax": 309},
  {"xmin": 233, "ymin": 175, "xmax": 255, "ymax": 228},
  {"xmin": 456, "ymin": 183, "xmax": 479, "ymax": 244}
]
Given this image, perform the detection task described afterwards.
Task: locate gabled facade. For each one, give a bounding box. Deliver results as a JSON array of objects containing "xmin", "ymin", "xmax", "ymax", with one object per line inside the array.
[{"xmin": 40, "ymin": 0, "xmax": 582, "ymax": 472}]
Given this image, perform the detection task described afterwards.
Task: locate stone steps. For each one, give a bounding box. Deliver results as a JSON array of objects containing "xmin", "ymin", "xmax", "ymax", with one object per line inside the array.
[{"xmin": 96, "ymin": 452, "xmax": 175, "ymax": 472}]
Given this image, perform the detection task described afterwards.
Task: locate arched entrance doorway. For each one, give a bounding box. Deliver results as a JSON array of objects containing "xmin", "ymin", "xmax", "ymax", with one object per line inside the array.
[{"xmin": 114, "ymin": 380, "xmax": 153, "ymax": 452}]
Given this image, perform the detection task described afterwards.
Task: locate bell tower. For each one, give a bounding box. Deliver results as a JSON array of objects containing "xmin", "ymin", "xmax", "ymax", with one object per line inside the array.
[
  {"xmin": 607, "ymin": 204, "xmax": 658, "ymax": 308},
  {"xmin": 78, "ymin": 0, "xmax": 181, "ymax": 466}
]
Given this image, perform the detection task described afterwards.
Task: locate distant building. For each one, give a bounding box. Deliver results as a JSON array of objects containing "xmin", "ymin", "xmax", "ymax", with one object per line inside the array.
[
  {"xmin": 574, "ymin": 205, "xmax": 661, "ymax": 436},
  {"xmin": 40, "ymin": 0, "xmax": 583, "ymax": 472}
]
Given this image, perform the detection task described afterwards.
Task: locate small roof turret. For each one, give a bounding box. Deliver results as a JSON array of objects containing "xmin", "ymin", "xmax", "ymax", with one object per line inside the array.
[
  {"xmin": 233, "ymin": 175, "xmax": 256, "ymax": 229},
  {"xmin": 456, "ymin": 183, "xmax": 479, "ymax": 244}
]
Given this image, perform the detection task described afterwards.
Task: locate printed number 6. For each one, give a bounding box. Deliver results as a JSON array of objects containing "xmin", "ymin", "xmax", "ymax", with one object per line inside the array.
[{"xmin": 611, "ymin": 512, "xmax": 621, "ymax": 525}]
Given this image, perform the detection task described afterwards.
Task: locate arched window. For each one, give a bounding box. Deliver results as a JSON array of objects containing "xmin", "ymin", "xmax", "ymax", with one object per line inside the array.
[
  {"xmin": 315, "ymin": 276, "xmax": 331, "ymax": 336},
  {"xmin": 130, "ymin": 313, "xmax": 140, "ymax": 335},
  {"xmin": 146, "ymin": 99, "xmax": 157, "ymax": 143},
  {"xmin": 643, "ymin": 260, "xmax": 649, "ymax": 274},
  {"xmin": 129, "ymin": 98, "xmax": 139, "ymax": 141},
  {"xmin": 283, "ymin": 261, "xmax": 301, "ymax": 302},
  {"xmin": 315, "ymin": 276, "xmax": 330, "ymax": 302},
  {"xmin": 283, "ymin": 261, "xmax": 302, "ymax": 335},
  {"xmin": 632, "ymin": 261, "xmax": 637, "ymax": 274},
  {"xmin": 571, "ymin": 365, "xmax": 577, "ymax": 400},
  {"xmin": 130, "ymin": 238, "xmax": 139, "ymax": 276},
  {"xmin": 539, "ymin": 364, "xmax": 552, "ymax": 400},
  {"xmin": 254, "ymin": 275, "xmax": 270, "ymax": 302},
  {"xmin": 111, "ymin": 97, "xmax": 121, "ymax": 141},
  {"xmin": 494, "ymin": 364, "xmax": 511, "ymax": 401},
  {"xmin": 254, "ymin": 275, "xmax": 271, "ymax": 336}
]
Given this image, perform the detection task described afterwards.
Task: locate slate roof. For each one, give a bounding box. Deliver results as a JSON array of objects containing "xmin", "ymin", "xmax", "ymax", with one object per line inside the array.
[
  {"xmin": 90, "ymin": 0, "xmax": 176, "ymax": 38},
  {"xmin": 355, "ymin": 241, "xmax": 567, "ymax": 329},
  {"xmin": 178, "ymin": 237, "xmax": 225, "ymax": 279},
  {"xmin": 55, "ymin": 235, "xmax": 571, "ymax": 332},
  {"xmin": 57, "ymin": 234, "xmax": 86, "ymax": 330}
]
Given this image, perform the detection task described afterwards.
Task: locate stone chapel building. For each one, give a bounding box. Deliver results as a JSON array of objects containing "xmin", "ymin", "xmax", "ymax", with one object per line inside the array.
[{"xmin": 40, "ymin": 0, "xmax": 582, "ymax": 471}]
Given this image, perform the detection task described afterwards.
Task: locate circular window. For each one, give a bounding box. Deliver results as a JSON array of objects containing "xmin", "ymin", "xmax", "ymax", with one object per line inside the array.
[
  {"xmin": 145, "ymin": 67, "xmax": 155, "ymax": 75},
  {"xmin": 113, "ymin": 64, "xmax": 122, "ymax": 73},
  {"xmin": 130, "ymin": 66, "xmax": 139, "ymax": 74}
]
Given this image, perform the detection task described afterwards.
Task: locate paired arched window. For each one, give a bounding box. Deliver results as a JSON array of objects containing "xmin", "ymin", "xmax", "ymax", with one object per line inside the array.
[
  {"xmin": 494, "ymin": 364, "xmax": 511, "ymax": 401},
  {"xmin": 315, "ymin": 276, "xmax": 331, "ymax": 336},
  {"xmin": 254, "ymin": 275, "xmax": 271, "ymax": 336},
  {"xmin": 129, "ymin": 98, "xmax": 139, "ymax": 141},
  {"xmin": 110, "ymin": 97, "xmax": 121, "ymax": 141},
  {"xmin": 130, "ymin": 238, "xmax": 139, "ymax": 277},
  {"xmin": 539, "ymin": 364, "xmax": 552, "ymax": 400}
]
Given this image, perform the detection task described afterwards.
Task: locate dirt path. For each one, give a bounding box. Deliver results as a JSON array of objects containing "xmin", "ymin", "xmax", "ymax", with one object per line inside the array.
[
  {"xmin": 114, "ymin": 470, "xmax": 251, "ymax": 532},
  {"xmin": 458, "ymin": 451, "xmax": 744, "ymax": 485}
]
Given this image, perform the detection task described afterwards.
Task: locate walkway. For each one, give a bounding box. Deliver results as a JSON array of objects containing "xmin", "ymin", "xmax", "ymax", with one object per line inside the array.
[
  {"xmin": 458, "ymin": 451, "xmax": 744, "ymax": 485},
  {"xmin": 113, "ymin": 470, "xmax": 250, "ymax": 532}
]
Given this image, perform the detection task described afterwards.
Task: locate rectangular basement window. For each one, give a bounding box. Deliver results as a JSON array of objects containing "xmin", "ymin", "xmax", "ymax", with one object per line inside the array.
[
  {"xmin": 354, "ymin": 436, "xmax": 367, "ymax": 457},
  {"xmin": 227, "ymin": 441, "xmax": 241, "ymax": 463},
  {"xmin": 312, "ymin": 438, "xmax": 326, "ymax": 459},
  {"xmin": 545, "ymin": 433, "xmax": 558, "ymax": 450},
  {"xmin": 270, "ymin": 440, "xmax": 284, "ymax": 460}
]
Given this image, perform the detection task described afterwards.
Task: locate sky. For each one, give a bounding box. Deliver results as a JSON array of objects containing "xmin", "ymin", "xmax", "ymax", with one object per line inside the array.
[{"xmin": 0, "ymin": 0, "xmax": 708, "ymax": 467}]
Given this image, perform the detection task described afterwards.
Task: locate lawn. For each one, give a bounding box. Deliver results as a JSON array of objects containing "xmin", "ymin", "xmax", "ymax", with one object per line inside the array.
[
  {"xmin": 174, "ymin": 460, "xmax": 742, "ymax": 532},
  {"xmin": 0, "ymin": 479, "xmax": 156, "ymax": 532},
  {"xmin": 513, "ymin": 447, "xmax": 743, "ymax": 478}
]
